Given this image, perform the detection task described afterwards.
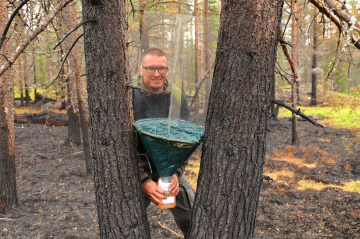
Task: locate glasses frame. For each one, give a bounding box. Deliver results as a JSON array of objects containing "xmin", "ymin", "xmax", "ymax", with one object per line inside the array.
[{"xmin": 141, "ymin": 65, "xmax": 169, "ymax": 74}]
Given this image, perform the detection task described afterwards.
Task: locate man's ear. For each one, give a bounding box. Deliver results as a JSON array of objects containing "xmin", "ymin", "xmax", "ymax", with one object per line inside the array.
[{"xmin": 139, "ymin": 65, "xmax": 142, "ymax": 75}]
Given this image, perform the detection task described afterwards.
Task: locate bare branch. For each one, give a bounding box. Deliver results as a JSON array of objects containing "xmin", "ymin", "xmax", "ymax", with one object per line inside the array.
[
  {"xmin": 0, "ymin": 0, "xmax": 74, "ymax": 80},
  {"xmin": 278, "ymin": 30, "xmax": 300, "ymax": 83},
  {"xmin": 189, "ymin": 62, "xmax": 214, "ymax": 109},
  {"xmin": 46, "ymin": 33, "xmax": 84, "ymax": 89},
  {"xmin": 0, "ymin": 0, "xmax": 30, "ymax": 49},
  {"xmin": 53, "ymin": 19, "xmax": 97, "ymax": 50},
  {"xmin": 271, "ymin": 99, "xmax": 326, "ymax": 128},
  {"xmin": 309, "ymin": 0, "xmax": 360, "ymax": 49}
]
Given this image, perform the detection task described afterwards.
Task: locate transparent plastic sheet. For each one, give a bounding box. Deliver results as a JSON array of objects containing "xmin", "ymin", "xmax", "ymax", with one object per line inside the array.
[{"xmin": 129, "ymin": 11, "xmax": 219, "ymax": 179}]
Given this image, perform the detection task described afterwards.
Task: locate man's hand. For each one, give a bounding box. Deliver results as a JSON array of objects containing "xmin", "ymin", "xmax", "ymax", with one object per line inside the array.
[
  {"xmin": 169, "ymin": 175, "xmax": 180, "ymax": 195},
  {"xmin": 142, "ymin": 180, "xmax": 167, "ymax": 205}
]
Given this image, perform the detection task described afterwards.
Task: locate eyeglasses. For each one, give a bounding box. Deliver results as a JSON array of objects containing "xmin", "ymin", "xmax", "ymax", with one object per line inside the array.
[{"xmin": 142, "ymin": 66, "xmax": 168, "ymax": 74}]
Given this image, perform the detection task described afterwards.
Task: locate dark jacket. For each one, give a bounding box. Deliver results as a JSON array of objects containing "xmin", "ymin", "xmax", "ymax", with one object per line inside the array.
[{"xmin": 132, "ymin": 83, "xmax": 190, "ymax": 187}]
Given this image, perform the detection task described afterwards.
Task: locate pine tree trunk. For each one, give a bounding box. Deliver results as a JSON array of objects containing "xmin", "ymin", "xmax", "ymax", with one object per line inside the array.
[
  {"xmin": 310, "ymin": 10, "xmax": 317, "ymax": 106},
  {"xmin": 188, "ymin": 0, "xmax": 284, "ymax": 238},
  {"xmin": 23, "ymin": 53, "xmax": 29, "ymax": 106},
  {"xmin": 82, "ymin": 0, "xmax": 150, "ymax": 237},
  {"xmin": 63, "ymin": 7, "xmax": 81, "ymax": 146},
  {"xmin": 204, "ymin": 0, "xmax": 211, "ymax": 117},
  {"xmin": 291, "ymin": 0, "xmax": 299, "ymax": 145},
  {"xmin": 194, "ymin": 0, "xmax": 200, "ymax": 123},
  {"xmin": 0, "ymin": 1, "xmax": 18, "ymax": 213}
]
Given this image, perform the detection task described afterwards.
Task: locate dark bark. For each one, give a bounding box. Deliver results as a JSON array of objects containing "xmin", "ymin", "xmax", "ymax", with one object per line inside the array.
[
  {"xmin": 310, "ymin": 13, "xmax": 317, "ymax": 106},
  {"xmin": 0, "ymin": 2, "xmax": 18, "ymax": 213},
  {"xmin": 66, "ymin": 105, "xmax": 81, "ymax": 145},
  {"xmin": 188, "ymin": 0, "xmax": 284, "ymax": 238},
  {"xmin": 82, "ymin": 0, "xmax": 150, "ymax": 238}
]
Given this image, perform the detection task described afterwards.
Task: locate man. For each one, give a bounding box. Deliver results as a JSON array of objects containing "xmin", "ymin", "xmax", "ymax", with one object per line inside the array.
[{"xmin": 132, "ymin": 48, "xmax": 194, "ymax": 237}]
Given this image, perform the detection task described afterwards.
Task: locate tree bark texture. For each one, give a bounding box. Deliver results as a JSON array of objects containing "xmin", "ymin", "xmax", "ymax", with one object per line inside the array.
[
  {"xmin": 310, "ymin": 11, "xmax": 317, "ymax": 106},
  {"xmin": 194, "ymin": 0, "xmax": 200, "ymax": 122},
  {"xmin": 291, "ymin": 0, "xmax": 299, "ymax": 145},
  {"xmin": 188, "ymin": 0, "xmax": 284, "ymax": 238},
  {"xmin": 0, "ymin": 1, "xmax": 18, "ymax": 213},
  {"xmin": 81, "ymin": 0, "xmax": 150, "ymax": 238},
  {"xmin": 67, "ymin": 3, "xmax": 92, "ymax": 173},
  {"xmin": 63, "ymin": 7, "xmax": 81, "ymax": 145}
]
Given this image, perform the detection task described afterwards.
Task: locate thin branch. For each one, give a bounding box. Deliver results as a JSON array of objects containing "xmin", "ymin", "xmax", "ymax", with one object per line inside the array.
[
  {"xmin": 275, "ymin": 67, "xmax": 292, "ymax": 85},
  {"xmin": 0, "ymin": 54, "xmax": 9, "ymax": 62},
  {"xmin": 278, "ymin": 30, "xmax": 300, "ymax": 83},
  {"xmin": 158, "ymin": 221, "xmax": 183, "ymax": 238},
  {"xmin": 0, "ymin": 0, "xmax": 30, "ymax": 49},
  {"xmin": 284, "ymin": 0, "xmax": 306, "ymax": 37},
  {"xmin": 189, "ymin": 62, "xmax": 214, "ymax": 109},
  {"xmin": 271, "ymin": 99, "xmax": 326, "ymax": 128},
  {"xmin": 0, "ymin": 0, "xmax": 74, "ymax": 80},
  {"xmin": 46, "ymin": 33, "xmax": 84, "ymax": 89},
  {"xmin": 53, "ymin": 19, "xmax": 97, "ymax": 50},
  {"xmin": 278, "ymin": 38, "xmax": 293, "ymax": 48},
  {"xmin": 309, "ymin": 0, "xmax": 360, "ymax": 49}
]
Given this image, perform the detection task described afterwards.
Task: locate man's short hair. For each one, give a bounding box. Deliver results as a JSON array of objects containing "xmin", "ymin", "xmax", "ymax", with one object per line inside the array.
[{"xmin": 141, "ymin": 48, "xmax": 167, "ymax": 63}]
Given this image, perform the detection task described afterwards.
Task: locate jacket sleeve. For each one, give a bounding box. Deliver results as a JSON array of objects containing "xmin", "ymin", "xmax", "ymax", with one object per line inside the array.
[
  {"xmin": 139, "ymin": 159, "xmax": 153, "ymax": 188},
  {"xmin": 175, "ymin": 158, "xmax": 189, "ymax": 180}
]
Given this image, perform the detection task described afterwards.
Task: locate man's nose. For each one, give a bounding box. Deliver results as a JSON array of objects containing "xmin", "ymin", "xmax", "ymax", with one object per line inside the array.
[{"xmin": 153, "ymin": 70, "xmax": 161, "ymax": 76}]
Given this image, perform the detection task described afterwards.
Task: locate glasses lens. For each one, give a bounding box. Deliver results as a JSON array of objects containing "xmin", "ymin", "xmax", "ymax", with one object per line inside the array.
[
  {"xmin": 147, "ymin": 67, "xmax": 156, "ymax": 73},
  {"xmin": 158, "ymin": 67, "xmax": 167, "ymax": 73}
]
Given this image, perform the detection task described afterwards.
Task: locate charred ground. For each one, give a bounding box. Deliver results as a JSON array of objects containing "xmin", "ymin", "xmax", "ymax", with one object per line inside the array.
[{"xmin": 0, "ymin": 115, "xmax": 359, "ymax": 238}]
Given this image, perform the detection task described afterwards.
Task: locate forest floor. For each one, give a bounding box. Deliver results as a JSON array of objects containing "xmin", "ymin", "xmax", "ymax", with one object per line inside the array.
[{"xmin": 1, "ymin": 114, "xmax": 360, "ymax": 238}]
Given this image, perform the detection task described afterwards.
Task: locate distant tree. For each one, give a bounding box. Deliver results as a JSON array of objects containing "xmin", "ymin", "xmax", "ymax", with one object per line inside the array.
[
  {"xmin": 291, "ymin": 0, "xmax": 299, "ymax": 145},
  {"xmin": 187, "ymin": 0, "xmax": 285, "ymax": 238},
  {"xmin": 63, "ymin": 5, "xmax": 82, "ymax": 146},
  {"xmin": 0, "ymin": 0, "xmax": 18, "ymax": 213},
  {"xmin": 310, "ymin": 7, "xmax": 318, "ymax": 106}
]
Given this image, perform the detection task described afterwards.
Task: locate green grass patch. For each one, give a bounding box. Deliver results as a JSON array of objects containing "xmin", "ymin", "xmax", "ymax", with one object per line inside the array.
[{"xmin": 278, "ymin": 106, "xmax": 360, "ymax": 129}]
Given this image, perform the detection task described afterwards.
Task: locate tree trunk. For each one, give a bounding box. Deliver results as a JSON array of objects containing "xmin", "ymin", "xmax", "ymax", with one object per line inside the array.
[
  {"xmin": 204, "ymin": 0, "xmax": 211, "ymax": 117},
  {"xmin": 18, "ymin": 56, "xmax": 24, "ymax": 106},
  {"xmin": 63, "ymin": 6, "xmax": 82, "ymax": 146},
  {"xmin": 188, "ymin": 0, "xmax": 284, "ymax": 238},
  {"xmin": 291, "ymin": 0, "xmax": 299, "ymax": 145},
  {"xmin": 310, "ymin": 9, "xmax": 317, "ymax": 106},
  {"xmin": 70, "ymin": 4, "xmax": 93, "ymax": 175},
  {"xmin": 23, "ymin": 52, "xmax": 29, "ymax": 106},
  {"xmin": 0, "ymin": 1, "xmax": 18, "ymax": 213},
  {"xmin": 194, "ymin": 0, "xmax": 200, "ymax": 123},
  {"xmin": 139, "ymin": 0, "xmax": 149, "ymax": 55},
  {"xmin": 82, "ymin": 0, "xmax": 150, "ymax": 238},
  {"xmin": 32, "ymin": 45, "xmax": 37, "ymax": 99}
]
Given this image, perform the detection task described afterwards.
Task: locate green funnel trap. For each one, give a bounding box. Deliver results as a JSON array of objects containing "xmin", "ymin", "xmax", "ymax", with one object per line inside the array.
[{"xmin": 134, "ymin": 118, "xmax": 204, "ymax": 179}]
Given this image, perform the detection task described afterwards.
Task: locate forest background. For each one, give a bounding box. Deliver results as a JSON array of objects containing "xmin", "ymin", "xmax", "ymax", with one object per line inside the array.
[{"xmin": 1, "ymin": 0, "xmax": 360, "ymax": 238}]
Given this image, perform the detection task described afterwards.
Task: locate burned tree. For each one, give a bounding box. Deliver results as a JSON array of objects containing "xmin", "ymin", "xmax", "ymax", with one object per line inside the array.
[
  {"xmin": 81, "ymin": 0, "xmax": 150, "ymax": 238},
  {"xmin": 188, "ymin": 0, "xmax": 285, "ymax": 238},
  {"xmin": 0, "ymin": 0, "xmax": 18, "ymax": 213}
]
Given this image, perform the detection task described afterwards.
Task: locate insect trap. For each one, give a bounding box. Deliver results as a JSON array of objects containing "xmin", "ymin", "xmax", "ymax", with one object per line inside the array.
[{"xmin": 130, "ymin": 11, "xmax": 219, "ymax": 183}]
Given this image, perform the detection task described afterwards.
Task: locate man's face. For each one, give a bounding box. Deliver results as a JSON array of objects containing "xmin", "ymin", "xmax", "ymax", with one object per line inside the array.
[{"xmin": 140, "ymin": 54, "xmax": 168, "ymax": 93}]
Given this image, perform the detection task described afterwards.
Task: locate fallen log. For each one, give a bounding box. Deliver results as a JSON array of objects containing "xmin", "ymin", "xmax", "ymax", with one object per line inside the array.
[{"xmin": 14, "ymin": 111, "xmax": 69, "ymax": 126}]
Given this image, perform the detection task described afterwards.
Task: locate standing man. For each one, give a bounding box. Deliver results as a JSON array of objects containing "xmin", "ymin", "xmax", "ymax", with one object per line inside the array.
[{"xmin": 132, "ymin": 48, "xmax": 194, "ymax": 237}]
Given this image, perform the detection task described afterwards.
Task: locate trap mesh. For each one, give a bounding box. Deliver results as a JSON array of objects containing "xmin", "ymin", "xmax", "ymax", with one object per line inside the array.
[{"xmin": 134, "ymin": 118, "xmax": 204, "ymax": 178}]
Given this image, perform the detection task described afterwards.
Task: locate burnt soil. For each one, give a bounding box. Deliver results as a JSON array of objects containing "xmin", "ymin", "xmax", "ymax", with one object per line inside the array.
[{"xmin": 1, "ymin": 116, "xmax": 360, "ymax": 238}]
